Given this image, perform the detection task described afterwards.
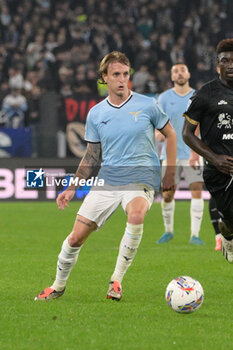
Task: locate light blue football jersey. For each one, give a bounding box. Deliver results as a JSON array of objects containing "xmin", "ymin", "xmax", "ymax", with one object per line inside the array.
[
  {"xmin": 85, "ymin": 92, "xmax": 169, "ymax": 190},
  {"xmin": 158, "ymin": 88, "xmax": 194, "ymax": 160}
]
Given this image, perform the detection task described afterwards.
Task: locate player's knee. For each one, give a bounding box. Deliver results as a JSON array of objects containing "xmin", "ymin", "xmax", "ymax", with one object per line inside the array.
[
  {"xmin": 163, "ymin": 191, "xmax": 174, "ymax": 202},
  {"xmin": 128, "ymin": 210, "xmax": 145, "ymax": 225},
  {"xmin": 190, "ymin": 182, "xmax": 203, "ymax": 193},
  {"xmin": 68, "ymin": 232, "xmax": 83, "ymax": 247}
]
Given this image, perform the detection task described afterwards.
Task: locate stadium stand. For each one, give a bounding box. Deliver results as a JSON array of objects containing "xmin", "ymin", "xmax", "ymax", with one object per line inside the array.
[{"xmin": 0, "ymin": 0, "xmax": 232, "ymax": 156}]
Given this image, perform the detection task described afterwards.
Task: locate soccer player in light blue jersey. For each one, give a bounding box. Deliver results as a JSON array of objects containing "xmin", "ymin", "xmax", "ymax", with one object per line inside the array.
[
  {"xmin": 35, "ymin": 51, "xmax": 176, "ymax": 301},
  {"xmin": 155, "ymin": 63, "xmax": 204, "ymax": 245}
]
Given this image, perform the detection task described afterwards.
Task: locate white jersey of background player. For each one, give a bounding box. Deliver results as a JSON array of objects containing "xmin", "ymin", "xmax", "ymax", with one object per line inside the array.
[
  {"xmin": 155, "ymin": 63, "xmax": 204, "ymax": 245},
  {"xmin": 35, "ymin": 51, "xmax": 177, "ymax": 301}
]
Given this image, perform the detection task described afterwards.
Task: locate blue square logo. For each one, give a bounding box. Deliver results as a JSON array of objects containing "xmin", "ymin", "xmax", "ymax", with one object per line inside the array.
[{"xmin": 26, "ymin": 169, "xmax": 44, "ymax": 188}]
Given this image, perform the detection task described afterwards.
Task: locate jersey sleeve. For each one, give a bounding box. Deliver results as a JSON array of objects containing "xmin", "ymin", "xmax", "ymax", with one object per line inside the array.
[
  {"xmin": 157, "ymin": 92, "xmax": 166, "ymax": 111},
  {"xmin": 150, "ymin": 98, "xmax": 169, "ymax": 130},
  {"xmin": 183, "ymin": 88, "xmax": 208, "ymax": 125},
  {"xmin": 85, "ymin": 110, "xmax": 100, "ymax": 142}
]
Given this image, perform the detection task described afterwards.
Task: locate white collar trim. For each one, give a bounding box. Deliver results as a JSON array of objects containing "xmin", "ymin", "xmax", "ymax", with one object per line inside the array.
[{"xmin": 107, "ymin": 91, "xmax": 133, "ymax": 107}]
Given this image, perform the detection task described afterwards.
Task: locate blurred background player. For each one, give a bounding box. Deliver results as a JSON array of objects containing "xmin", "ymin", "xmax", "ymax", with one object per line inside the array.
[
  {"xmin": 183, "ymin": 38, "xmax": 233, "ymax": 263},
  {"xmin": 34, "ymin": 51, "xmax": 176, "ymax": 302},
  {"xmin": 155, "ymin": 63, "xmax": 204, "ymax": 245}
]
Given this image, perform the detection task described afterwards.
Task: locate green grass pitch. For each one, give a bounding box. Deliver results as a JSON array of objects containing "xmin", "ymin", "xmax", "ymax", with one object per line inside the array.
[{"xmin": 0, "ymin": 201, "xmax": 232, "ymax": 350}]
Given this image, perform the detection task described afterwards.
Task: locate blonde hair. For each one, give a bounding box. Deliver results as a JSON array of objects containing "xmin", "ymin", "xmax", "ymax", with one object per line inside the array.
[{"xmin": 98, "ymin": 51, "xmax": 130, "ymax": 84}]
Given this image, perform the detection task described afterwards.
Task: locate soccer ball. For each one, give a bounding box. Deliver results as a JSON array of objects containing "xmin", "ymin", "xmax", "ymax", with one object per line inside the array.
[{"xmin": 165, "ymin": 276, "xmax": 204, "ymax": 313}]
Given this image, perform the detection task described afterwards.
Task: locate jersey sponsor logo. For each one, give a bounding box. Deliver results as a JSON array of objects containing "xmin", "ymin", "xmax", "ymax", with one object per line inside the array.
[
  {"xmin": 129, "ymin": 110, "xmax": 143, "ymax": 122},
  {"xmin": 218, "ymin": 100, "xmax": 228, "ymax": 105},
  {"xmin": 222, "ymin": 133, "xmax": 233, "ymax": 140},
  {"xmin": 217, "ymin": 113, "xmax": 232, "ymax": 129}
]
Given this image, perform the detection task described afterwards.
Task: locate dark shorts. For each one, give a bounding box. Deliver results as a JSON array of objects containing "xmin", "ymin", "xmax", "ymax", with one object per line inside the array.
[
  {"xmin": 205, "ymin": 178, "xmax": 233, "ymax": 226},
  {"xmin": 203, "ymin": 164, "xmax": 233, "ymax": 225},
  {"xmin": 211, "ymin": 187, "xmax": 233, "ymax": 225}
]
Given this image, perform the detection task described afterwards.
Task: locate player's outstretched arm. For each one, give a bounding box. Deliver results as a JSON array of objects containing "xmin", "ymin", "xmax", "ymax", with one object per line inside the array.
[
  {"xmin": 160, "ymin": 122, "xmax": 177, "ymax": 191},
  {"xmin": 56, "ymin": 142, "xmax": 102, "ymax": 210},
  {"xmin": 183, "ymin": 119, "xmax": 233, "ymax": 175}
]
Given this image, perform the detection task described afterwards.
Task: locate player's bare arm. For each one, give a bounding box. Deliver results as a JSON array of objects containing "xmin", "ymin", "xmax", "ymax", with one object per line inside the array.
[
  {"xmin": 56, "ymin": 142, "xmax": 102, "ymax": 210},
  {"xmin": 159, "ymin": 122, "xmax": 177, "ymax": 191},
  {"xmin": 183, "ymin": 119, "xmax": 233, "ymax": 175},
  {"xmin": 76, "ymin": 142, "xmax": 102, "ymax": 179},
  {"xmin": 155, "ymin": 129, "xmax": 165, "ymax": 142}
]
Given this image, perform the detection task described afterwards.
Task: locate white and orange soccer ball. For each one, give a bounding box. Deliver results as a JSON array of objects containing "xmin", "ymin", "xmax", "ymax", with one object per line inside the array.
[{"xmin": 165, "ymin": 276, "xmax": 204, "ymax": 313}]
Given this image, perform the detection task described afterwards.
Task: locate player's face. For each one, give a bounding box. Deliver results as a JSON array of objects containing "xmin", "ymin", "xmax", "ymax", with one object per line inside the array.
[
  {"xmin": 102, "ymin": 62, "xmax": 130, "ymax": 98},
  {"xmin": 218, "ymin": 52, "xmax": 233, "ymax": 83},
  {"xmin": 171, "ymin": 64, "xmax": 190, "ymax": 86}
]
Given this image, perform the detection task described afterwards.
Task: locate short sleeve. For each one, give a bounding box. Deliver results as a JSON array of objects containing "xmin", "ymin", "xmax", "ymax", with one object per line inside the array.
[
  {"xmin": 157, "ymin": 93, "xmax": 166, "ymax": 111},
  {"xmin": 85, "ymin": 110, "xmax": 100, "ymax": 142},
  {"xmin": 151, "ymin": 98, "xmax": 169, "ymax": 130},
  {"xmin": 183, "ymin": 88, "xmax": 209, "ymax": 125}
]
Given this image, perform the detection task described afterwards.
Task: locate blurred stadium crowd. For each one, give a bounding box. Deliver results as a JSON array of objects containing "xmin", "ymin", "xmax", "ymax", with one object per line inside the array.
[{"xmin": 0, "ymin": 0, "xmax": 232, "ymax": 156}]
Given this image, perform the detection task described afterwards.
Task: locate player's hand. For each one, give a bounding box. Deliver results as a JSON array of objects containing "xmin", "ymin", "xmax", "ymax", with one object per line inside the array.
[
  {"xmin": 189, "ymin": 151, "xmax": 200, "ymax": 169},
  {"xmin": 162, "ymin": 172, "xmax": 176, "ymax": 192},
  {"xmin": 56, "ymin": 188, "xmax": 76, "ymax": 210},
  {"xmin": 212, "ymin": 154, "xmax": 233, "ymax": 175}
]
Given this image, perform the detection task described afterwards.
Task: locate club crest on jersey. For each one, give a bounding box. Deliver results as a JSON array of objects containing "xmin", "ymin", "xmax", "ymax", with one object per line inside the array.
[
  {"xmin": 129, "ymin": 110, "xmax": 142, "ymax": 122},
  {"xmin": 217, "ymin": 113, "xmax": 232, "ymax": 129}
]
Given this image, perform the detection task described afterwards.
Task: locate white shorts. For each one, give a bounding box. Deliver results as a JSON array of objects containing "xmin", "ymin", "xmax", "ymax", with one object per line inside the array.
[
  {"xmin": 77, "ymin": 183, "xmax": 155, "ymax": 228},
  {"xmin": 162, "ymin": 159, "xmax": 203, "ymax": 186}
]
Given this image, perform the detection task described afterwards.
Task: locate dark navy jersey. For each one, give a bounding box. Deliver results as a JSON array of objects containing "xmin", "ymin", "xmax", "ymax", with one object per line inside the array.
[
  {"xmin": 184, "ymin": 78, "xmax": 233, "ymax": 193},
  {"xmin": 184, "ymin": 78, "xmax": 233, "ymax": 157}
]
